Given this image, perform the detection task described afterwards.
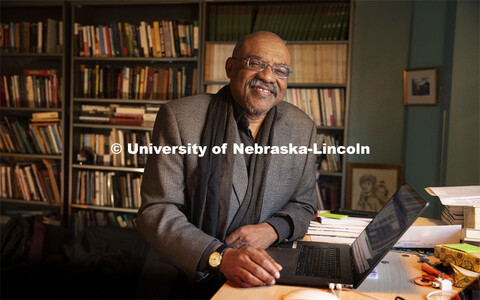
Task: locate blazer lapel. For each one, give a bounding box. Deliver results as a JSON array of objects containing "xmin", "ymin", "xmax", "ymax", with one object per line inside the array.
[{"xmin": 231, "ymin": 132, "xmax": 248, "ymax": 205}]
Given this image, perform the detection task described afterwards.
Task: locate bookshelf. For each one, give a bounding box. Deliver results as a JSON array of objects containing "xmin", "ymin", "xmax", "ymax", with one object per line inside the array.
[
  {"xmin": 0, "ymin": 1, "xmax": 67, "ymax": 224},
  {"xmin": 201, "ymin": 1, "xmax": 353, "ymax": 209},
  {"xmin": 67, "ymin": 0, "xmax": 201, "ymax": 234},
  {"xmin": 0, "ymin": 0, "xmax": 353, "ymax": 230}
]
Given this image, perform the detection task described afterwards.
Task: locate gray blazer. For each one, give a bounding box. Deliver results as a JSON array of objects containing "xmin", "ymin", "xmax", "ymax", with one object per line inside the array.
[{"xmin": 137, "ymin": 93, "xmax": 318, "ymax": 281}]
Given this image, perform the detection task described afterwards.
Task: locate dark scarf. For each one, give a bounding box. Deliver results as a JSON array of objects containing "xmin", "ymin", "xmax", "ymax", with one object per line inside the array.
[{"xmin": 189, "ymin": 85, "xmax": 277, "ymax": 241}]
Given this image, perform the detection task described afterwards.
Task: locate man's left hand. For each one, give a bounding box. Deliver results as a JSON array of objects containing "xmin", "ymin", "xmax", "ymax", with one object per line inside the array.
[{"xmin": 225, "ymin": 223, "xmax": 278, "ymax": 249}]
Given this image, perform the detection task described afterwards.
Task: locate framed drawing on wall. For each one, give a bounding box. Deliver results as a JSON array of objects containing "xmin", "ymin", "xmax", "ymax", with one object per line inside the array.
[
  {"xmin": 403, "ymin": 67, "xmax": 438, "ymax": 105},
  {"xmin": 346, "ymin": 163, "xmax": 403, "ymax": 212}
]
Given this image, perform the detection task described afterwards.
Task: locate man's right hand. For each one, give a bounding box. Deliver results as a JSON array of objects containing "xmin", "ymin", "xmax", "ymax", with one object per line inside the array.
[{"xmin": 218, "ymin": 246, "xmax": 282, "ymax": 288}]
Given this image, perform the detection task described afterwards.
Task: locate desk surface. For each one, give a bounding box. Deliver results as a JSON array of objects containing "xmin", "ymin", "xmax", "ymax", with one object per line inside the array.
[{"xmin": 212, "ymin": 250, "xmax": 461, "ymax": 300}]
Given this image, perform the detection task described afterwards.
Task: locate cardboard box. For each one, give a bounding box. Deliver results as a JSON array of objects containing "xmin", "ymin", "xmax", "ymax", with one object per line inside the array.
[{"xmin": 434, "ymin": 244, "xmax": 480, "ymax": 272}]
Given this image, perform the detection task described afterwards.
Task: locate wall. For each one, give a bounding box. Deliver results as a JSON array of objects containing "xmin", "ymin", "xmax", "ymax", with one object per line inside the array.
[
  {"xmin": 347, "ymin": 0, "xmax": 478, "ymax": 218},
  {"xmin": 403, "ymin": 0, "xmax": 457, "ymax": 218},
  {"xmin": 446, "ymin": 0, "xmax": 480, "ymax": 185},
  {"xmin": 347, "ymin": 0, "xmax": 412, "ymax": 164}
]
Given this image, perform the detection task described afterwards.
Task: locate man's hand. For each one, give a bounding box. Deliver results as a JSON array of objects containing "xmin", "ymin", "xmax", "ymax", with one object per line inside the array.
[
  {"xmin": 225, "ymin": 223, "xmax": 278, "ymax": 249},
  {"xmin": 219, "ymin": 246, "xmax": 282, "ymax": 288}
]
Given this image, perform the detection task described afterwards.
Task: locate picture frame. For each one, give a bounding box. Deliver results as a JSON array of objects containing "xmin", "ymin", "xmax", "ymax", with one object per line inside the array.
[
  {"xmin": 346, "ymin": 163, "xmax": 403, "ymax": 212},
  {"xmin": 403, "ymin": 67, "xmax": 438, "ymax": 106}
]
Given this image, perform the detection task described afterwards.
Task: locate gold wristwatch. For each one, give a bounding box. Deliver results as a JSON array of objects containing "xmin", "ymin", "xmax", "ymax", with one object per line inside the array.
[{"xmin": 208, "ymin": 244, "xmax": 230, "ymax": 269}]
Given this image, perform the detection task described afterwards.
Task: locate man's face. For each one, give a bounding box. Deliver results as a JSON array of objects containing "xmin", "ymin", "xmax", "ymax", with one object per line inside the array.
[{"xmin": 226, "ymin": 35, "xmax": 290, "ymax": 118}]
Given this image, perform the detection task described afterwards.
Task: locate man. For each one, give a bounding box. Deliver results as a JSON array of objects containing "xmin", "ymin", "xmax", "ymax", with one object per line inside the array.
[{"xmin": 137, "ymin": 31, "xmax": 317, "ymax": 298}]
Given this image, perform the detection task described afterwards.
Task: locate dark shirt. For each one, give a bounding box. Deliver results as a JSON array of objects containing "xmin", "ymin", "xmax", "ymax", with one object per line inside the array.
[
  {"xmin": 197, "ymin": 95, "xmax": 293, "ymax": 274},
  {"xmin": 231, "ymin": 99, "xmax": 293, "ymax": 243}
]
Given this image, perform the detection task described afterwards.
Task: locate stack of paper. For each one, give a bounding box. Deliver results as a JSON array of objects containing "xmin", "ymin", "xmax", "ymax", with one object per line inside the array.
[
  {"xmin": 426, "ymin": 185, "xmax": 480, "ymax": 244},
  {"xmin": 309, "ymin": 215, "xmax": 462, "ymax": 248}
]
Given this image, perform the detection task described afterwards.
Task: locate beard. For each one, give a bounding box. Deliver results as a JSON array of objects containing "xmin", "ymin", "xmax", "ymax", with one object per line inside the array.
[{"xmin": 245, "ymin": 79, "xmax": 278, "ymax": 116}]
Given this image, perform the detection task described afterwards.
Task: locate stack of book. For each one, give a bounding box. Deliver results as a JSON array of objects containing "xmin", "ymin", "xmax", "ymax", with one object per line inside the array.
[
  {"xmin": 464, "ymin": 206, "xmax": 480, "ymax": 244},
  {"xmin": 1, "ymin": 19, "xmax": 63, "ymax": 54},
  {"xmin": 204, "ymin": 43, "xmax": 347, "ymax": 84},
  {"xmin": 78, "ymin": 129, "xmax": 151, "ymax": 168},
  {"xmin": 208, "ymin": 3, "xmax": 349, "ymax": 41},
  {"xmin": 311, "ymin": 211, "xmax": 462, "ymax": 248},
  {"xmin": 316, "ymin": 182, "xmax": 341, "ymax": 210},
  {"xmin": 426, "ymin": 185, "xmax": 480, "ymax": 245},
  {"xmin": 283, "ymin": 88, "xmax": 345, "ymax": 127},
  {"xmin": 76, "ymin": 64, "xmax": 196, "ymax": 100},
  {"xmin": 0, "ymin": 115, "xmax": 62, "ymax": 155},
  {"xmin": 441, "ymin": 205, "xmax": 464, "ymax": 225},
  {"xmin": 73, "ymin": 19, "xmax": 198, "ymax": 58},
  {"xmin": 0, "ymin": 160, "xmax": 60, "ymax": 204},
  {"xmin": 2, "ymin": 69, "xmax": 61, "ymax": 108},
  {"xmin": 317, "ymin": 134, "xmax": 343, "ymax": 173},
  {"xmin": 79, "ymin": 104, "xmax": 158, "ymax": 128},
  {"xmin": 73, "ymin": 210, "xmax": 137, "ymax": 236},
  {"xmin": 308, "ymin": 212, "xmax": 372, "ymax": 244},
  {"xmin": 74, "ymin": 171, "xmax": 142, "ymax": 209}
]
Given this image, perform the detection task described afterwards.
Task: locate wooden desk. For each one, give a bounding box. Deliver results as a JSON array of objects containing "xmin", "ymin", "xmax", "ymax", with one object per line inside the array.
[{"xmin": 212, "ymin": 250, "xmax": 462, "ymax": 300}]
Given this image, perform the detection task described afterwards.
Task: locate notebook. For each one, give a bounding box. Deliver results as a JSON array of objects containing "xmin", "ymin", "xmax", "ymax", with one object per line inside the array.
[{"xmin": 267, "ymin": 183, "xmax": 429, "ymax": 288}]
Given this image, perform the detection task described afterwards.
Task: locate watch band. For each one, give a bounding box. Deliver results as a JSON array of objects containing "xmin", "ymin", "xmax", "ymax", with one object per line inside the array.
[{"xmin": 215, "ymin": 244, "xmax": 230, "ymax": 255}]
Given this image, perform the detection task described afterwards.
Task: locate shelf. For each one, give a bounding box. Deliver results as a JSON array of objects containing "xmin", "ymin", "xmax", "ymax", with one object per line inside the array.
[
  {"xmin": 72, "ymin": 164, "xmax": 145, "ymax": 173},
  {"xmin": 202, "ymin": 81, "xmax": 347, "ymax": 89},
  {"xmin": 71, "ymin": 0, "xmax": 201, "ymax": 6},
  {"xmin": 73, "ymin": 123, "xmax": 153, "ymax": 131},
  {"xmin": 73, "ymin": 98, "xmax": 169, "ymax": 105},
  {"xmin": 0, "ymin": 53, "xmax": 62, "ymax": 58},
  {"xmin": 316, "ymin": 126, "xmax": 345, "ymax": 131},
  {"xmin": 0, "ymin": 107, "xmax": 63, "ymax": 112},
  {"xmin": 71, "ymin": 204, "xmax": 137, "ymax": 214},
  {"xmin": 73, "ymin": 56, "xmax": 198, "ymax": 63},
  {"xmin": 318, "ymin": 171, "xmax": 343, "ymax": 177},
  {"xmin": 0, "ymin": 198, "xmax": 61, "ymax": 207},
  {"xmin": 288, "ymin": 83, "xmax": 347, "ymax": 88},
  {"xmin": 204, "ymin": 40, "xmax": 349, "ymax": 45},
  {"xmin": 0, "ymin": 153, "xmax": 62, "ymax": 160}
]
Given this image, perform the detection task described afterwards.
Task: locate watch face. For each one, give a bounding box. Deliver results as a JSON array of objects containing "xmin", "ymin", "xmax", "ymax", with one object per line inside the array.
[{"xmin": 209, "ymin": 252, "xmax": 222, "ymax": 268}]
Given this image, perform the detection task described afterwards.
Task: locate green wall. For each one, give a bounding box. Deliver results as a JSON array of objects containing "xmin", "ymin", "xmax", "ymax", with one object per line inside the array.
[
  {"xmin": 347, "ymin": 0, "xmax": 411, "ymax": 163},
  {"xmin": 403, "ymin": 0, "xmax": 456, "ymax": 218},
  {"xmin": 347, "ymin": 0, "xmax": 479, "ymax": 218},
  {"xmin": 446, "ymin": 0, "xmax": 480, "ymax": 185}
]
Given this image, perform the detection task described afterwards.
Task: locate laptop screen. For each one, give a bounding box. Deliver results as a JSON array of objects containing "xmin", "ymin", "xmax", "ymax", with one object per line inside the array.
[{"xmin": 351, "ymin": 184, "xmax": 428, "ymax": 288}]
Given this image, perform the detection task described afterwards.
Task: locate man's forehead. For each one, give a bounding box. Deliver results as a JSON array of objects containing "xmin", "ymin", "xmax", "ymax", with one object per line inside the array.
[{"xmin": 239, "ymin": 38, "xmax": 290, "ymax": 64}]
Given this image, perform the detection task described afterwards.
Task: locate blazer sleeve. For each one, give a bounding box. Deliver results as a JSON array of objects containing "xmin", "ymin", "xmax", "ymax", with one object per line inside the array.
[
  {"xmin": 272, "ymin": 123, "xmax": 318, "ymax": 241},
  {"xmin": 137, "ymin": 103, "xmax": 216, "ymax": 280}
]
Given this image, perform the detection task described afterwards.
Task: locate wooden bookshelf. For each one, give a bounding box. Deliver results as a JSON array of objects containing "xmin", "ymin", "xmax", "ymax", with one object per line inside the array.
[
  {"xmin": 0, "ymin": 1, "xmax": 67, "ymax": 223},
  {"xmin": 0, "ymin": 0, "xmax": 354, "ymax": 229},
  {"xmin": 67, "ymin": 0, "xmax": 202, "ymax": 233},
  {"xmin": 201, "ymin": 0, "xmax": 353, "ymax": 209}
]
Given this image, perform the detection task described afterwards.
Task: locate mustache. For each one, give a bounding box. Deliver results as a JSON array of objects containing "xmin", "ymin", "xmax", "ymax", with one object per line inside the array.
[{"xmin": 248, "ymin": 79, "xmax": 278, "ymax": 97}]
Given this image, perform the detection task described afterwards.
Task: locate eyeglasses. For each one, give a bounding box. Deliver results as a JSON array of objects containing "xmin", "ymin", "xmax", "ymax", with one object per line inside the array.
[{"xmin": 232, "ymin": 56, "xmax": 291, "ymax": 79}]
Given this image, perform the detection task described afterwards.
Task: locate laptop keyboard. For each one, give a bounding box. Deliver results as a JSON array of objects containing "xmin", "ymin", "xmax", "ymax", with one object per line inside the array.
[{"xmin": 295, "ymin": 245, "xmax": 342, "ymax": 279}]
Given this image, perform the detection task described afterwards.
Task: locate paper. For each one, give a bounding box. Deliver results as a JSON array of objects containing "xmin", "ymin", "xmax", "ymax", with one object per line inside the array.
[
  {"xmin": 444, "ymin": 243, "xmax": 480, "ymax": 254},
  {"xmin": 394, "ymin": 224, "xmax": 461, "ymax": 248},
  {"xmin": 310, "ymin": 235, "xmax": 355, "ymax": 244},
  {"xmin": 426, "ymin": 186, "xmax": 480, "ymax": 206}
]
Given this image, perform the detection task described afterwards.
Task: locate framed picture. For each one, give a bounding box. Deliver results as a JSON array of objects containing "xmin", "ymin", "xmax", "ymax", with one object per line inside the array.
[
  {"xmin": 403, "ymin": 67, "xmax": 438, "ymax": 105},
  {"xmin": 346, "ymin": 163, "xmax": 403, "ymax": 212}
]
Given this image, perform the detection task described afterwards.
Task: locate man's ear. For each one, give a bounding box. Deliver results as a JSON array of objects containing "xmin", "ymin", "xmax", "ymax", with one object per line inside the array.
[{"xmin": 225, "ymin": 57, "xmax": 234, "ymax": 79}]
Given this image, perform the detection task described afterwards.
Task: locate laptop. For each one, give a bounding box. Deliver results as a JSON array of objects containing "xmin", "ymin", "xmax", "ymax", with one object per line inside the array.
[{"xmin": 267, "ymin": 183, "xmax": 429, "ymax": 288}]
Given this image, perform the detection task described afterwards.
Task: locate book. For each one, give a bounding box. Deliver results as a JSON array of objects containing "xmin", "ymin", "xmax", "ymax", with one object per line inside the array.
[
  {"xmin": 42, "ymin": 159, "xmax": 60, "ymax": 204},
  {"xmin": 316, "ymin": 213, "xmax": 372, "ymax": 226},
  {"xmin": 464, "ymin": 206, "xmax": 480, "ymax": 229}
]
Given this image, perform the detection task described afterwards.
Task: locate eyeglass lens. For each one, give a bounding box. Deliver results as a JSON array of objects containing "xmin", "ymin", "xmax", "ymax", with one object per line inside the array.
[{"xmin": 247, "ymin": 57, "xmax": 290, "ymax": 78}]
